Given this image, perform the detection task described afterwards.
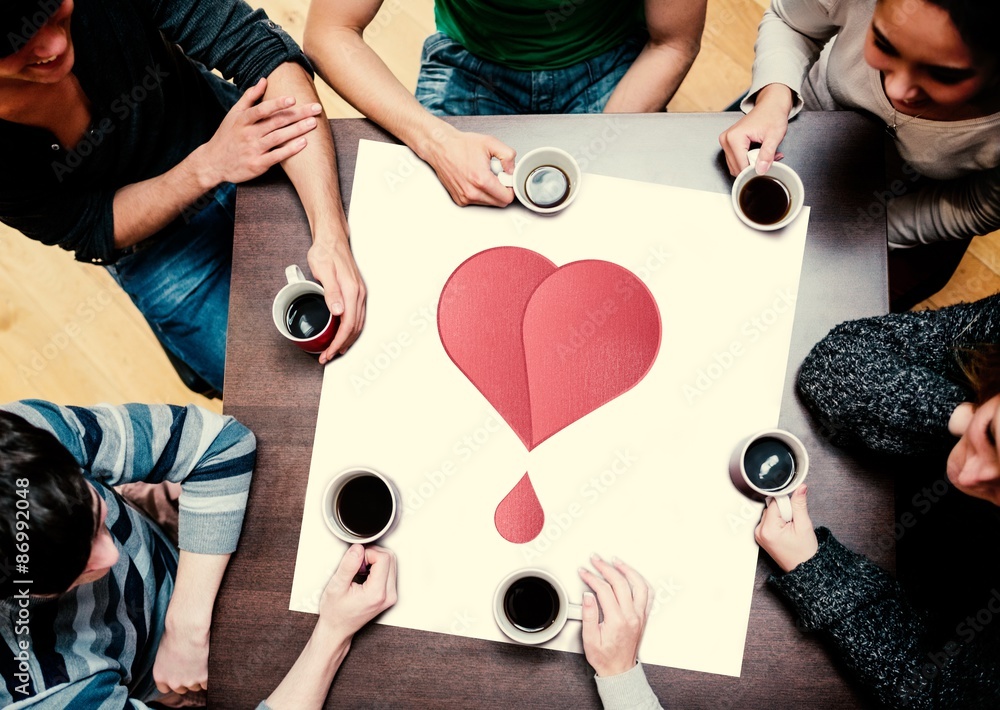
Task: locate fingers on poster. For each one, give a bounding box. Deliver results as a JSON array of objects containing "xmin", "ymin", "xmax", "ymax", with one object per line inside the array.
[{"xmin": 438, "ymin": 247, "xmax": 662, "ymax": 543}]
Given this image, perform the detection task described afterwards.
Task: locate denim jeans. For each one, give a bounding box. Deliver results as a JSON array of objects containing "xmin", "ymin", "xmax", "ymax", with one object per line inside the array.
[
  {"xmin": 105, "ymin": 183, "xmax": 235, "ymax": 392},
  {"xmin": 415, "ymin": 32, "xmax": 645, "ymax": 115}
]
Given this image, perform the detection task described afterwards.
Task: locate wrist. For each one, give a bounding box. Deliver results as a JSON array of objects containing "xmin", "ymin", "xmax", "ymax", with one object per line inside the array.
[
  {"xmin": 310, "ymin": 621, "xmax": 352, "ymax": 665},
  {"xmin": 411, "ymin": 118, "xmax": 459, "ymax": 166},
  {"xmin": 756, "ymin": 83, "xmax": 794, "ymax": 115},
  {"xmin": 186, "ymin": 144, "xmax": 223, "ymax": 193}
]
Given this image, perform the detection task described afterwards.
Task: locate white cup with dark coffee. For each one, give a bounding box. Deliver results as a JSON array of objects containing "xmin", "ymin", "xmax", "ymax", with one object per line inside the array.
[
  {"xmin": 493, "ymin": 568, "xmax": 582, "ymax": 645},
  {"xmin": 491, "ymin": 147, "xmax": 582, "ymax": 214},
  {"xmin": 731, "ymin": 149, "xmax": 804, "ymax": 231},
  {"xmin": 322, "ymin": 467, "xmax": 400, "ymax": 544},
  {"xmin": 729, "ymin": 428, "xmax": 809, "ymax": 522}
]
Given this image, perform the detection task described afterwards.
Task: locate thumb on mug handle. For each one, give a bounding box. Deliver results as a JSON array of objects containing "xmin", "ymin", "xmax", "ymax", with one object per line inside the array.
[
  {"xmin": 769, "ymin": 494, "xmax": 794, "ymax": 522},
  {"xmin": 490, "ymin": 156, "xmax": 515, "ymax": 188}
]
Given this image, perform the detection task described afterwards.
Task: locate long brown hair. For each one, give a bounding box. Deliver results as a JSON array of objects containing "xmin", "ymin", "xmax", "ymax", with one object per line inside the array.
[{"xmin": 958, "ymin": 343, "xmax": 1000, "ymax": 404}]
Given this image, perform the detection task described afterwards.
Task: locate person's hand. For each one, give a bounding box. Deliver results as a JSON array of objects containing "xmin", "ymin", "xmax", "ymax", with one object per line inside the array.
[
  {"xmin": 946, "ymin": 393, "xmax": 1000, "ymax": 506},
  {"xmin": 307, "ymin": 235, "xmax": 367, "ymax": 363},
  {"xmin": 152, "ymin": 616, "xmax": 210, "ymax": 696},
  {"xmin": 197, "ymin": 77, "xmax": 321, "ymax": 187},
  {"xmin": 718, "ymin": 83, "xmax": 793, "ymax": 177},
  {"xmin": 422, "ymin": 126, "xmax": 516, "ymax": 207},
  {"xmin": 578, "ymin": 555, "xmax": 652, "ymax": 677},
  {"xmin": 754, "ymin": 485, "xmax": 819, "ymax": 573},
  {"xmin": 317, "ymin": 544, "xmax": 397, "ymax": 645}
]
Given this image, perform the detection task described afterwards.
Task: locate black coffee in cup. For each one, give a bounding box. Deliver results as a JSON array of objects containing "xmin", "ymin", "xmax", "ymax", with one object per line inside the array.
[
  {"xmin": 743, "ymin": 436, "xmax": 795, "ymax": 491},
  {"xmin": 335, "ymin": 474, "xmax": 394, "ymax": 538},
  {"xmin": 524, "ymin": 165, "xmax": 570, "ymax": 208},
  {"xmin": 738, "ymin": 175, "xmax": 791, "ymax": 226},
  {"xmin": 503, "ymin": 575, "xmax": 560, "ymax": 632},
  {"xmin": 285, "ymin": 293, "xmax": 330, "ymax": 339}
]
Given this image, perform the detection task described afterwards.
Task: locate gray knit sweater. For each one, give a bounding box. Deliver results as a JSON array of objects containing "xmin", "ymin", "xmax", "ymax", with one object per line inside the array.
[
  {"xmin": 797, "ymin": 294, "xmax": 1000, "ymax": 456},
  {"xmin": 771, "ymin": 295, "xmax": 1000, "ymax": 708}
]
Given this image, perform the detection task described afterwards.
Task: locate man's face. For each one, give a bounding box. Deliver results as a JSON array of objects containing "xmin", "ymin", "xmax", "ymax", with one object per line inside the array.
[
  {"xmin": 0, "ymin": 0, "xmax": 75, "ymax": 84},
  {"xmin": 63, "ymin": 483, "xmax": 120, "ymax": 591}
]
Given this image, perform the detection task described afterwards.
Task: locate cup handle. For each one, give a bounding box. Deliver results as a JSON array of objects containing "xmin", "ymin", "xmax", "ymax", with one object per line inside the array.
[
  {"xmin": 746, "ymin": 148, "xmax": 760, "ymax": 169},
  {"xmin": 285, "ymin": 265, "xmax": 306, "ymax": 284},
  {"xmin": 768, "ymin": 494, "xmax": 794, "ymax": 522},
  {"xmin": 490, "ymin": 156, "xmax": 515, "ymax": 188},
  {"xmin": 566, "ymin": 602, "xmax": 584, "ymax": 622}
]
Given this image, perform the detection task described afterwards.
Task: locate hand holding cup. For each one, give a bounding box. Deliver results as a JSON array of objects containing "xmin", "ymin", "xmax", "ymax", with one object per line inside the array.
[{"xmin": 754, "ymin": 486, "xmax": 819, "ymax": 573}]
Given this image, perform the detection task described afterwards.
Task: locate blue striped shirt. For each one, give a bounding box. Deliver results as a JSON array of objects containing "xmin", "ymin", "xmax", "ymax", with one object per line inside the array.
[{"xmin": 0, "ymin": 401, "xmax": 255, "ymax": 708}]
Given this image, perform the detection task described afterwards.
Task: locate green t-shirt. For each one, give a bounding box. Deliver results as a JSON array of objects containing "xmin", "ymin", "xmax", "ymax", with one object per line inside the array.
[{"xmin": 434, "ymin": 0, "xmax": 646, "ymax": 71}]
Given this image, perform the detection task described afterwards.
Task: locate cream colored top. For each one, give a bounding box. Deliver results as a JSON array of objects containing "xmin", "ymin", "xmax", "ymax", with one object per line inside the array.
[{"xmin": 742, "ymin": 0, "xmax": 1000, "ymax": 246}]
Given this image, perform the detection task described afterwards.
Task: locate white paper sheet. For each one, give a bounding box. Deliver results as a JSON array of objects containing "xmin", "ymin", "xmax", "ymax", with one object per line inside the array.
[{"xmin": 290, "ymin": 140, "xmax": 809, "ymax": 677}]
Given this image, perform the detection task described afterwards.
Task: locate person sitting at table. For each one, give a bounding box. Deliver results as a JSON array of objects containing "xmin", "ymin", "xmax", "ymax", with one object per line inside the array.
[
  {"xmin": 302, "ymin": 0, "xmax": 706, "ymax": 208},
  {"xmin": 0, "ymin": 400, "xmax": 400, "ymax": 708},
  {"xmin": 718, "ymin": 0, "xmax": 1000, "ymax": 310},
  {"xmin": 0, "ymin": 0, "xmax": 366, "ymax": 395},
  {"xmin": 752, "ymin": 295, "xmax": 1000, "ymax": 707}
]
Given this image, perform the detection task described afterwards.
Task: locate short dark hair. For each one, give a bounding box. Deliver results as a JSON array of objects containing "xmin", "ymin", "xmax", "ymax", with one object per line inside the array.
[{"xmin": 0, "ymin": 411, "xmax": 94, "ymax": 598}]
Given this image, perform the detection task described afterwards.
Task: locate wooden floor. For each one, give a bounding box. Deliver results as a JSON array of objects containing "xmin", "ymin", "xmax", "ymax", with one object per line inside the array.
[{"xmin": 2, "ymin": 0, "xmax": 998, "ymax": 408}]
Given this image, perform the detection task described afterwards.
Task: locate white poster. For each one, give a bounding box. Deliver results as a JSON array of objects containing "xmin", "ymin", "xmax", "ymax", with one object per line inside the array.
[{"xmin": 290, "ymin": 140, "xmax": 809, "ymax": 677}]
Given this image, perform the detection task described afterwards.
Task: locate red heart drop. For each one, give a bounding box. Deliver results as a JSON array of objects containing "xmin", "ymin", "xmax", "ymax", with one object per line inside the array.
[{"xmin": 438, "ymin": 247, "xmax": 661, "ymax": 450}]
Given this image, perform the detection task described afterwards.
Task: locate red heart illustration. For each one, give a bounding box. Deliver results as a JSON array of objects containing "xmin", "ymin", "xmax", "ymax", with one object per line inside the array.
[{"xmin": 438, "ymin": 247, "xmax": 661, "ymax": 451}]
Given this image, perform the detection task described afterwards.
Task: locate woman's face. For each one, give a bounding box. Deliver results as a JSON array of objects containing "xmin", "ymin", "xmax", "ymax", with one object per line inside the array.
[
  {"xmin": 947, "ymin": 393, "xmax": 1000, "ymax": 507},
  {"xmin": 864, "ymin": 0, "xmax": 997, "ymax": 118},
  {"xmin": 0, "ymin": 0, "xmax": 74, "ymax": 85}
]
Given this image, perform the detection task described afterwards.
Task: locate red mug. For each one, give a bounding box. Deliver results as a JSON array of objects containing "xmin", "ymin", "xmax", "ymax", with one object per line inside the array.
[{"xmin": 272, "ymin": 265, "xmax": 338, "ymax": 354}]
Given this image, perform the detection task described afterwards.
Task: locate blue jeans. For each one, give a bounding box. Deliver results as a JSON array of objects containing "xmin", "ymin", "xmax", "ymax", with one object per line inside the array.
[
  {"xmin": 105, "ymin": 183, "xmax": 235, "ymax": 392},
  {"xmin": 415, "ymin": 33, "xmax": 644, "ymax": 115}
]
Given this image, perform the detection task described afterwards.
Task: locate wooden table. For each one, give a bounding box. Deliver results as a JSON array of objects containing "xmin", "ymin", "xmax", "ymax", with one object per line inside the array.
[{"xmin": 212, "ymin": 112, "xmax": 891, "ymax": 708}]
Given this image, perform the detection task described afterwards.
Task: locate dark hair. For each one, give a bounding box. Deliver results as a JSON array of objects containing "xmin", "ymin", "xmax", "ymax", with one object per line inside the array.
[
  {"xmin": 0, "ymin": 411, "xmax": 94, "ymax": 598},
  {"xmin": 958, "ymin": 343, "xmax": 1000, "ymax": 405},
  {"xmin": 924, "ymin": 0, "xmax": 999, "ymax": 68}
]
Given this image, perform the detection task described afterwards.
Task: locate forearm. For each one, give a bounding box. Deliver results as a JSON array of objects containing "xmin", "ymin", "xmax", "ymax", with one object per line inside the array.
[
  {"xmin": 604, "ymin": 40, "xmax": 699, "ymax": 113},
  {"xmin": 111, "ymin": 146, "xmax": 218, "ymax": 249},
  {"xmin": 264, "ymin": 625, "xmax": 351, "ymax": 710},
  {"xmin": 303, "ymin": 23, "xmax": 451, "ymax": 166},
  {"xmin": 164, "ymin": 550, "xmax": 231, "ymax": 639},
  {"xmin": 887, "ymin": 168, "xmax": 1000, "ymax": 247},
  {"xmin": 262, "ymin": 62, "xmax": 348, "ymax": 240}
]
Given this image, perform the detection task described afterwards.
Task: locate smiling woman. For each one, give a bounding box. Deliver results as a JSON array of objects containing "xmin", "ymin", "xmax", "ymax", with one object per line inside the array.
[{"xmin": 718, "ymin": 0, "xmax": 1000, "ymax": 261}]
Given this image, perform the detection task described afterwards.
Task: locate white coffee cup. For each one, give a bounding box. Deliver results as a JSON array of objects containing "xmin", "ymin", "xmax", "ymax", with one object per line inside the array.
[
  {"xmin": 731, "ymin": 149, "xmax": 805, "ymax": 231},
  {"xmin": 493, "ymin": 568, "xmax": 582, "ymax": 645},
  {"xmin": 728, "ymin": 428, "xmax": 809, "ymax": 522},
  {"xmin": 321, "ymin": 467, "xmax": 400, "ymax": 544},
  {"xmin": 491, "ymin": 147, "xmax": 582, "ymax": 214}
]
